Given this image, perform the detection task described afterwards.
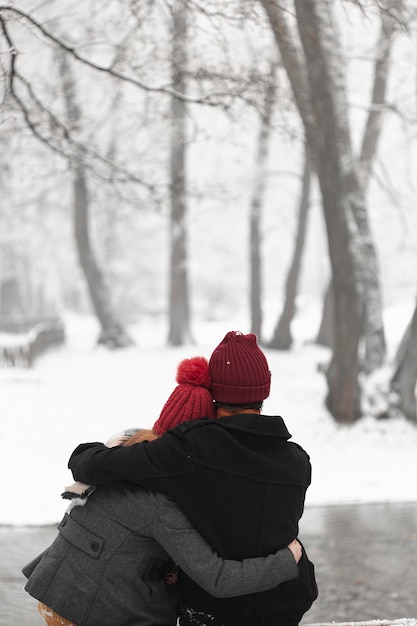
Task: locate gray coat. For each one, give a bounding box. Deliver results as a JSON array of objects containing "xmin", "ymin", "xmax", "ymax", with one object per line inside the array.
[{"xmin": 23, "ymin": 486, "xmax": 298, "ymax": 626}]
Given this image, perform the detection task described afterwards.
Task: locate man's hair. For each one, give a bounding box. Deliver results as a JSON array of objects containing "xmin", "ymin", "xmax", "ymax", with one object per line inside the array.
[{"xmin": 214, "ymin": 401, "xmax": 263, "ymax": 413}]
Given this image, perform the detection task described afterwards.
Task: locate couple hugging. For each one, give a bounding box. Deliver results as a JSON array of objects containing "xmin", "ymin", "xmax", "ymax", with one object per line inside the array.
[{"xmin": 23, "ymin": 330, "xmax": 318, "ymax": 626}]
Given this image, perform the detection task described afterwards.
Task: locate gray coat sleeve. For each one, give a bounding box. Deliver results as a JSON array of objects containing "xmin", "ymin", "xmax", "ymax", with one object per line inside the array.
[{"xmin": 151, "ymin": 493, "xmax": 299, "ymax": 598}]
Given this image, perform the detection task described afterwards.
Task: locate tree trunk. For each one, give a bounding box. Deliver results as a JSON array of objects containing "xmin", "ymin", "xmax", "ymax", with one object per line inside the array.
[
  {"xmin": 358, "ymin": 4, "xmax": 397, "ymax": 373},
  {"xmin": 315, "ymin": 3, "xmax": 395, "ymax": 371},
  {"xmin": 295, "ymin": 0, "xmax": 368, "ymax": 422},
  {"xmin": 315, "ymin": 281, "xmax": 334, "ymax": 348},
  {"xmin": 268, "ymin": 144, "xmax": 311, "ymax": 349},
  {"xmin": 250, "ymin": 60, "xmax": 278, "ymax": 340},
  {"xmin": 390, "ymin": 300, "xmax": 417, "ymax": 423},
  {"xmin": 261, "ymin": 0, "xmax": 366, "ymax": 422},
  {"xmin": 168, "ymin": 0, "xmax": 192, "ymax": 346},
  {"xmin": 60, "ymin": 53, "xmax": 133, "ymax": 348},
  {"xmin": 359, "ymin": 2, "xmax": 397, "ymax": 183},
  {"xmin": 72, "ymin": 165, "xmax": 133, "ymax": 348}
]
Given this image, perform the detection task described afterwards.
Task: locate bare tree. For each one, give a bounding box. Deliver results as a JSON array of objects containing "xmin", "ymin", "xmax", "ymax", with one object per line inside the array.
[
  {"xmin": 249, "ymin": 59, "xmax": 278, "ymax": 340},
  {"xmin": 315, "ymin": 282, "xmax": 334, "ymax": 348},
  {"xmin": 60, "ymin": 52, "xmax": 133, "ymax": 348},
  {"xmin": 268, "ymin": 143, "xmax": 311, "ymax": 349},
  {"xmin": 168, "ymin": 0, "xmax": 192, "ymax": 346},
  {"xmin": 390, "ymin": 299, "xmax": 417, "ymax": 423},
  {"xmin": 0, "ymin": 2, "xmax": 284, "ymax": 347},
  {"xmin": 259, "ymin": 0, "xmax": 380, "ymax": 422},
  {"xmin": 0, "ymin": 6, "xmax": 158, "ymax": 187},
  {"xmin": 316, "ymin": 1, "xmax": 399, "ymax": 372}
]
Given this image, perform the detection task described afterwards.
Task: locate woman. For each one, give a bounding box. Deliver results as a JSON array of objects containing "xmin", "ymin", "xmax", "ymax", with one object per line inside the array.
[{"xmin": 23, "ymin": 357, "xmax": 302, "ymax": 626}]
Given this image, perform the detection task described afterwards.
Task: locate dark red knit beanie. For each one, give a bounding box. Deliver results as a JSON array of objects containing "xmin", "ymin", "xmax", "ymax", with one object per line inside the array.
[
  {"xmin": 153, "ymin": 356, "xmax": 215, "ymax": 435},
  {"xmin": 209, "ymin": 331, "xmax": 271, "ymax": 404}
]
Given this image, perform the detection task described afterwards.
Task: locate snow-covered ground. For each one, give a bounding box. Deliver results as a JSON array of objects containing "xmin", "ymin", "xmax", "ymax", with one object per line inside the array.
[{"xmin": 0, "ymin": 306, "xmax": 416, "ymax": 526}]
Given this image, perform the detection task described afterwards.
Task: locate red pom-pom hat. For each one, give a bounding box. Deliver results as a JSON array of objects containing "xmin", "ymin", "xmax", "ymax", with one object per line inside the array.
[{"xmin": 153, "ymin": 356, "xmax": 215, "ymax": 435}]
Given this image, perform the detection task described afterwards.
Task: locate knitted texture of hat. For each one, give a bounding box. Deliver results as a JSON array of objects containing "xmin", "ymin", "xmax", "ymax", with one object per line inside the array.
[
  {"xmin": 153, "ymin": 356, "xmax": 215, "ymax": 435},
  {"xmin": 209, "ymin": 331, "xmax": 271, "ymax": 404}
]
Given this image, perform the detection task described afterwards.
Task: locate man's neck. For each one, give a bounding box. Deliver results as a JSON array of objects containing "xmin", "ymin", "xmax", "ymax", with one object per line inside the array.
[{"xmin": 216, "ymin": 407, "xmax": 261, "ymax": 418}]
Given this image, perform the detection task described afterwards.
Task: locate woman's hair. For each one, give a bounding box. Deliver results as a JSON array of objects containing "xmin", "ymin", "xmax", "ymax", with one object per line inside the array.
[{"xmin": 124, "ymin": 429, "xmax": 159, "ymax": 446}]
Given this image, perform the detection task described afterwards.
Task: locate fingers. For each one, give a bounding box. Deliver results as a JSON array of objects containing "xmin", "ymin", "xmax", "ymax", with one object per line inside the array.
[
  {"xmin": 105, "ymin": 434, "xmax": 131, "ymax": 447},
  {"xmin": 287, "ymin": 539, "xmax": 302, "ymax": 563}
]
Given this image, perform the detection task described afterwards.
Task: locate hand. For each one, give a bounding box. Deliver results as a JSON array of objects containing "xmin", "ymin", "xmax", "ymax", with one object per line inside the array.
[
  {"xmin": 105, "ymin": 427, "xmax": 141, "ymax": 448},
  {"xmin": 287, "ymin": 539, "xmax": 302, "ymax": 563},
  {"xmin": 105, "ymin": 431, "xmax": 130, "ymax": 447}
]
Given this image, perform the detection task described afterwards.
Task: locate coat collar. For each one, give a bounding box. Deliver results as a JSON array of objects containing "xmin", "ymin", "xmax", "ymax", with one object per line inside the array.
[{"xmin": 218, "ymin": 413, "xmax": 292, "ymax": 439}]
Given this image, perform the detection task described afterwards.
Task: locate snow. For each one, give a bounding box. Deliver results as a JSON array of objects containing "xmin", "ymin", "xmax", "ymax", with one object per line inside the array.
[
  {"xmin": 312, "ymin": 622, "xmax": 417, "ymax": 626},
  {"xmin": 0, "ymin": 307, "xmax": 416, "ymax": 526}
]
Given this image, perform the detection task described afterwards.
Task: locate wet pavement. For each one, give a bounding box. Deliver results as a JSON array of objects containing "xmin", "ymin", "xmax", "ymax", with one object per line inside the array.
[
  {"xmin": 298, "ymin": 502, "xmax": 417, "ymax": 624},
  {"xmin": 1, "ymin": 501, "xmax": 416, "ymax": 625}
]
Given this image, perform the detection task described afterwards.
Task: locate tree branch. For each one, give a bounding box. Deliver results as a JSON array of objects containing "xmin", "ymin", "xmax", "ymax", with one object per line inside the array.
[
  {"xmin": 0, "ymin": 3, "xmax": 224, "ymax": 106},
  {"xmin": 0, "ymin": 9, "xmax": 161, "ymax": 193},
  {"xmin": 11, "ymin": 69, "xmax": 158, "ymax": 192},
  {"xmin": 0, "ymin": 13, "xmax": 17, "ymax": 90}
]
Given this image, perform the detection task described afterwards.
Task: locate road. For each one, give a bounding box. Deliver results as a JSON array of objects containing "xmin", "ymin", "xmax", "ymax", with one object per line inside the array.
[{"xmin": 1, "ymin": 501, "xmax": 416, "ymax": 625}]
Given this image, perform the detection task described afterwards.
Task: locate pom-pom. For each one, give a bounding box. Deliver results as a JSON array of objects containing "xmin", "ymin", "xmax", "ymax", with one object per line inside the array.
[{"xmin": 176, "ymin": 356, "xmax": 211, "ymax": 388}]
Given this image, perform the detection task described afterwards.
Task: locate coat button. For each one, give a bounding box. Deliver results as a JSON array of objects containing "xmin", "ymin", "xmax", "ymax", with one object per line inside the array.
[{"xmin": 90, "ymin": 541, "xmax": 100, "ymax": 552}]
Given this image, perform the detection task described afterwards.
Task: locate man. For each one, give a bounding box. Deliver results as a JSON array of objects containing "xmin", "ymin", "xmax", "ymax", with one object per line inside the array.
[{"xmin": 69, "ymin": 331, "xmax": 318, "ymax": 626}]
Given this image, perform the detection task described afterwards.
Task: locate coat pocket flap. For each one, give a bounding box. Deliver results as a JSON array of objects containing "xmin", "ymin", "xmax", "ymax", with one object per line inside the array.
[{"xmin": 58, "ymin": 513, "xmax": 104, "ymax": 559}]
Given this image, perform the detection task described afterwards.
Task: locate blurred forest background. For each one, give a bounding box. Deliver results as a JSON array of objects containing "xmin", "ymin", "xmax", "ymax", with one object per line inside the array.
[{"xmin": 1, "ymin": 0, "xmax": 417, "ymax": 425}]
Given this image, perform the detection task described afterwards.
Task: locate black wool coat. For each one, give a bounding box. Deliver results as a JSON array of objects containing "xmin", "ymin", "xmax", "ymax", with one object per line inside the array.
[{"xmin": 69, "ymin": 414, "xmax": 318, "ymax": 625}]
